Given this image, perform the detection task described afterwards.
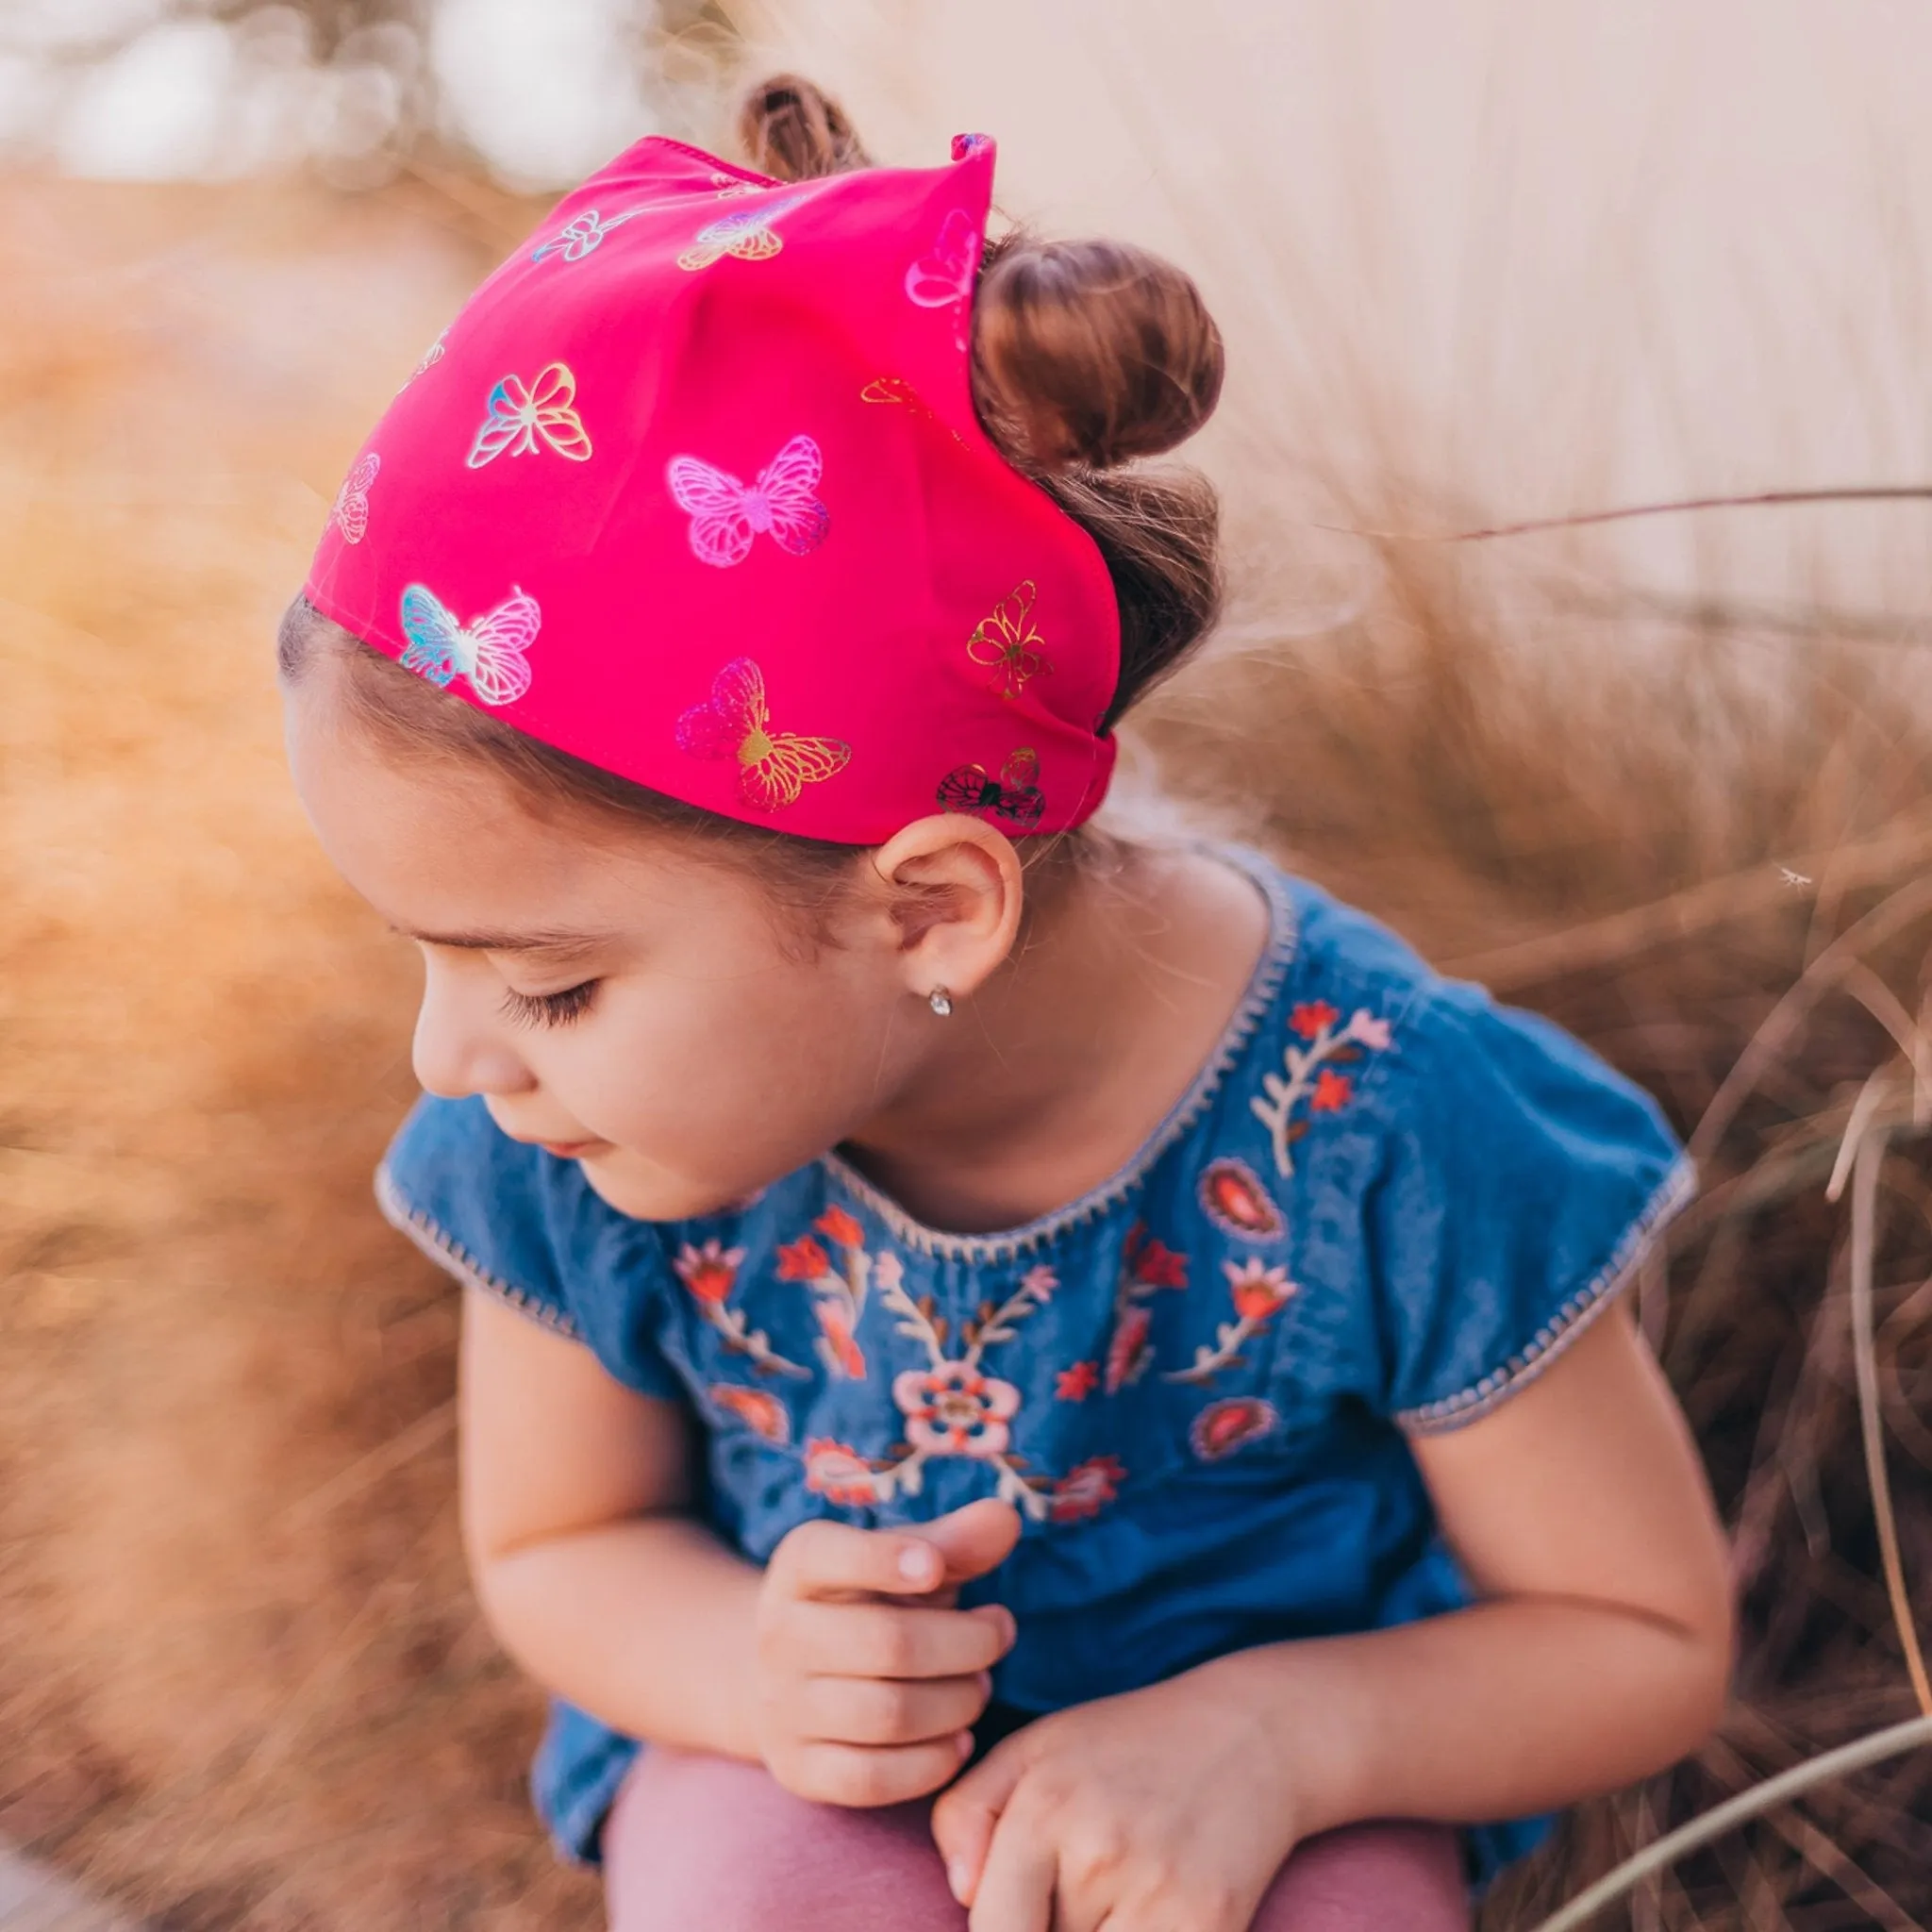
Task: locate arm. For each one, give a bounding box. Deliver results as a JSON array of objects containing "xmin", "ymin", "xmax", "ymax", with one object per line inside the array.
[
  {"xmin": 1198, "ymin": 1301, "xmax": 1735, "ymax": 1830},
  {"xmin": 460, "ymin": 1286, "xmax": 1017, "ymax": 1795},
  {"xmin": 458, "ymin": 1284, "xmax": 766, "ymax": 1757},
  {"xmin": 934, "ymin": 1303, "xmax": 1733, "ymax": 1926}
]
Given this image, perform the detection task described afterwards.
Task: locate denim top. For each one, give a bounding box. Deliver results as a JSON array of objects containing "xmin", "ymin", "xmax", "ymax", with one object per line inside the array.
[{"xmin": 376, "ymin": 852, "xmax": 1694, "ymax": 1884}]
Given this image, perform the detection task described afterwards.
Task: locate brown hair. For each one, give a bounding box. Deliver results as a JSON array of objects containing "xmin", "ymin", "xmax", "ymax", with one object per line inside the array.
[{"xmin": 280, "ymin": 74, "xmax": 1225, "ymax": 880}]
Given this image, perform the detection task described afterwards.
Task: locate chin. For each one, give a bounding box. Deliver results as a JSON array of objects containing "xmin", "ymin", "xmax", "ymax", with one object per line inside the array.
[{"xmin": 576, "ymin": 1151, "xmax": 753, "ymax": 1225}]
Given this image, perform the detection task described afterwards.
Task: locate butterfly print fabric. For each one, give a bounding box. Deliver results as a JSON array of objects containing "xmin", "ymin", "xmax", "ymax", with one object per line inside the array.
[{"xmin": 303, "ymin": 127, "xmax": 1124, "ymax": 841}]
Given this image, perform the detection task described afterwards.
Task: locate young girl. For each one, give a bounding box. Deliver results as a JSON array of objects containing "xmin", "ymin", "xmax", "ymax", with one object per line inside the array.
[{"xmin": 281, "ymin": 76, "xmax": 1733, "ymax": 1932}]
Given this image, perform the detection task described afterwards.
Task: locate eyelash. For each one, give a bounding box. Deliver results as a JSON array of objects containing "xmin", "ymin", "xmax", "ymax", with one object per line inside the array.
[{"xmin": 501, "ymin": 980, "xmax": 600, "ymax": 1028}]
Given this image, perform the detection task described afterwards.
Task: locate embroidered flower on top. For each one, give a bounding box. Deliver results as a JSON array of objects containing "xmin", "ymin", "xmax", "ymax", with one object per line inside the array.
[
  {"xmin": 808, "ymin": 1257, "xmax": 1069, "ymax": 1520},
  {"xmin": 966, "ymin": 580, "xmax": 1053, "ymax": 699},
  {"xmin": 676, "ymin": 194, "xmax": 806, "ymax": 272},
  {"xmin": 672, "ymin": 1238, "xmax": 808, "ymax": 1378},
  {"xmin": 708, "ymin": 1383, "xmax": 791, "ymax": 1443},
  {"xmin": 675, "ymin": 658, "xmax": 851, "ymax": 812},
  {"xmin": 904, "ymin": 206, "xmax": 981, "ymax": 348},
  {"xmin": 1102, "ymin": 1224, "xmax": 1191, "ymax": 1392},
  {"xmin": 666, "ymin": 434, "xmax": 829, "ymax": 569},
  {"xmin": 1197, "ymin": 1156, "xmax": 1286, "ymax": 1241},
  {"xmin": 773, "ymin": 1207, "xmax": 878, "ymax": 1379},
  {"xmin": 1049, "ymin": 1454, "xmax": 1125, "ymax": 1523},
  {"xmin": 1164, "ymin": 1259, "xmax": 1298, "ymax": 1387},
  {"xmin": 330, "ymin": 452, "xmax": 379, "ymax": 545},
  {"xmin": 397, "ymin": 582, "xmax": 539, "ymax": 708},
  {"xmin": 531, "ymin": 207, "xmax": 643, "ymax": 263},
  {"xmin": 466, "ymin": 364, "xmax": 593, "ymax": 468},
  {"xmin": 1251, "ymin": 1005, "xmax": 1393, "ymax": 1178},
  {"xmin": 935, "ymin": 747, "xmax": 1046, "ymax": 828},
  {"xmin": 1189, "ymin": 1395, "xmax": 1279, "ymax": 1462}
]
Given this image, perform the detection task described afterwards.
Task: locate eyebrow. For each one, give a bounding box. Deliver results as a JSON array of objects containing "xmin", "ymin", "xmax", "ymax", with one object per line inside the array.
[{"xmin": 391, "ymin": 924, "xmax": 614, "ymax": 956}]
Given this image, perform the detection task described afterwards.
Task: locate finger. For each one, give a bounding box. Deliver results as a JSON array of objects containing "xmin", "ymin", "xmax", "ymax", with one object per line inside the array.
[
  {"xmin": 786, "ymin": 1733, "xmax": 974, "ymax": 1809},
  {"xmin": 797, "ymin": 1669, "xmax": 992, "ymax": 1747},
  {"xmin": 785, "ymin": 1598, "xmax": 1014, "ymax": 1680},
  {"xmin": 769, "ymin": 1518, "xmax": 950, "ymax": 1601},
  {"xmin": 969, "ymin": 1796, "xmax": 1058, "ymax": 1932},
  {"xmin": 930, "ymin": 1731, "xmax": 1030, "ymax": 1907},
  {"xmin": 902, "ymin": 1498, "xmax": 1024, "ymax": 1589}
]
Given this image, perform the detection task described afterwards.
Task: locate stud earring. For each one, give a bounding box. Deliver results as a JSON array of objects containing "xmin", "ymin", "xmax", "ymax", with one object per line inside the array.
[{"xmin": 928, "ymin": 986, "xmax": 955, "ymax": 1017}]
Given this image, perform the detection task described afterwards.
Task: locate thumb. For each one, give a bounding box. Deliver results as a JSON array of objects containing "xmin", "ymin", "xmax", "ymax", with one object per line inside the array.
[
  {"xmin": 902, "ymin": 1497, "xmax": 1023, "ymax": 1589},
  {"xmin": 930, "ymin": 1732, "xmax": 1028, "ymax": 1908}
]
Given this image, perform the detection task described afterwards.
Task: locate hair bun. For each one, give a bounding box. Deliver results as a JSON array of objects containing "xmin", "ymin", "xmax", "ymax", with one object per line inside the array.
[
  {"xmin": 737, "ymin": 74, "xmax": 872, "ymax": 181},
  {"xmin": 971, "ymin": 236, "xmax": 1224, "ymax": 473}
]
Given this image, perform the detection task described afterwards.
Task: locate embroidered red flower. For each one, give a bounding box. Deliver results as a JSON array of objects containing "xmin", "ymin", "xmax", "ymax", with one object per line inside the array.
[
  {"xmin": 891, "ymin": 1362, "xmax": 1022, "ymax": 1457},
  {"xmin": 672, "ymin": 1239, "xmax": 744, "ymax": 1305},
  {"xmin": 710, "ymin": 1384, "xmax": 791, "ymax": 1443},
  {"xmin": 776, "ymin": 1234, "xmax": 830, "ymax": 1280},
  {"xmin": 1104, "ymin": 1304, "xmax": 1154, "ymax": 1393},
  {"xmin": 1050, "ymin": 1454, "xmax": 1126, "ymax": 1524},
  {"xmin": 1198, "ymin": 1157, "xmax": 1285, "ymax": 1240},
  {"xmin": 1189, "ymin": 1396, "xmax": 1279, "ymax": 1461},
  {"xmin": 814, "ymin": 1205, "xmax": 864, "ymax": 1249},
  {"xmin": 1133, "ymin": 1238, "xmax": 1189, "ymax": 1289},
  {"xmin": 1224, "ymin": 1257, "xmax": 1295, "ymax": 1323},
  {"xmin": 1055, "ymin": 1359, "xmax": 1099, "ymax": 1402},
  {"xmin": 813, "ymin": 1302, "xmax": 867, "ymax": 1379},
  {"xmin": 1310, "ymin": 1068, "xmax": 1354, "ymax": 1113},
  {"xmin": 804, "ymin": 1438, "xmax": 878, "ymax": 1505},
  {"xmin": 1291, "ymin": 999, "xmax": 1341, "ymax": 1041}
]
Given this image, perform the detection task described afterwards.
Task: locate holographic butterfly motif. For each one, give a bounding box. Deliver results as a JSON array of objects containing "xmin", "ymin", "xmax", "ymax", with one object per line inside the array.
[
  {"xmin": 905, "ymin": 207, "xmax": 981, "ymax": 346},
  {"xmin": 330, "ymin": 452, "xmax": 379, "ymax": 544},
  {"xmin": 675, "ymin": 658, "xmax": 850, "ymax": 812},
  {"xmin": 708, "ymin": 171, "xmax": 759, "ymax": 198},
  {"xmin": 397, "ymin": 331, "xmax": 446, "ymax": 391},
  {"xmin": 530, "ymin": 207, "xmax": 643, "ymax": 263},
  {"xmin": 466, "ymin": 363, "xmax": 593, "ymax": 469},
  {"xmin": 666, "ymin": 433, "xmax": 829, "ymax": 568},
  {"xmin": 966, "ymin": 580, "xmax": 1053, "ymax": 698},
  {"xmin": 951, "ymin": 132, "xmax": 992, "ymax": 159},
  {"xmin": 397, "ymin": 583, "xmax": 539, "ymax": 708},
  {"xmin": 935, "ymin": 747, "xmax": 1045, "ymax": 828},
  {"xmin": 676, "ymin": 194, "xmax": 806, "ymax": 272}
]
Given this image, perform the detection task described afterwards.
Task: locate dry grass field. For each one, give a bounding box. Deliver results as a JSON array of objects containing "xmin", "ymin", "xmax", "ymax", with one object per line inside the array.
[{"xmin": 2, "ymin": 152, "xmax": 1930, "ymax": 1931}]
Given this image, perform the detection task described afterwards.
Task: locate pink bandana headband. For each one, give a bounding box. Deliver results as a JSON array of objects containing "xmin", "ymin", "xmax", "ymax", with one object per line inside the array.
[{"xmin": 304, "ymin": 132, "xmax": 1123, "ymax": 841}]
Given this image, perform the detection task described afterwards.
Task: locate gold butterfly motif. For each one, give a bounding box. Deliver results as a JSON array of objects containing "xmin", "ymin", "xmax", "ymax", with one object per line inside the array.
[
  {"xmin": 966, "ymin": 580, "xmax": 1054, "ymax": 699},
  {"xmin": 675, "ymin": 658, "xmax": 851, "ymax": 811},
  {"xmin": 676, "ymin": 195, "xmax": 806, "ymax": 273}
]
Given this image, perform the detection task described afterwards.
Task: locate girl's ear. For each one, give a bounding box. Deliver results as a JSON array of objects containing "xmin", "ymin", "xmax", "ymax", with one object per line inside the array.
[{"xmin": 868, "ymin": 815, "xmax": 1025, "ymax": 1004}]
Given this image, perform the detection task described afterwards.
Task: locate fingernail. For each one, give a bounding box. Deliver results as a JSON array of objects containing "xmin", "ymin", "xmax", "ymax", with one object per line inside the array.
[
  {"xmin": 947, "ymin": 1858, "xmax": 973, "ymax": 1904},
  {"xmin": 955, "ymin": 1728, "xmax": 974, "ymax": 1758},
  {"xmin": 899, "ymin": 1543, "xmax": 937, "ymax": 1583}
]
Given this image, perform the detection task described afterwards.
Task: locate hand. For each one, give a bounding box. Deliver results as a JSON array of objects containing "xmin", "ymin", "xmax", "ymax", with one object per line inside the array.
[
  {"xmin": 930, "ymin": 1657, "xmax": 1303, "ymax": 1932},
  {"xmin": 753, "ymin": 1498, "xmax": 1022, "ymax": 1807}
]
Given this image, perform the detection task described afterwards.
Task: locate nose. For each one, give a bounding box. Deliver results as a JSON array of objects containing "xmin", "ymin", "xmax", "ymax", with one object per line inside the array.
[{"xmin": 410, "ymin": 955, "xmax": 536, "ymax": 1101}]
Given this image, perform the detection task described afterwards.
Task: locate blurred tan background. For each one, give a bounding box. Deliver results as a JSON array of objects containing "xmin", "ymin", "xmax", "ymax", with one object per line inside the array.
[{"xmin": 2, "ymin": 5, "xmax": 1929, "ymax": 1928}]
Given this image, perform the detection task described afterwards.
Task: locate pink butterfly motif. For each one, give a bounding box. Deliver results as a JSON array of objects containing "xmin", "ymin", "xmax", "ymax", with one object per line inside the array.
[
  {"xmin": 466, "ymin": 363, "xmax": 593, "ymax": 468},
  {"xmin": 330, "ymin": 452, "xmax": 379, "ymax": 545},
  {"xmin": 665, "ymin": 434, "xmax": 829, "ymax": 569},
  {"xmin": 397, "ymin": 331, "xmax": 445, "ymax": 392},
  {"xmin": 676, "ymin": 658, "xmax": 850, "ymax": 812},
  {"xmin": 905, "ymin": 207, "xmax": 981, "ymax": 346},
  {"xmin": 397, "ymin": 583, "xmax": 539, "ymax": 708}
]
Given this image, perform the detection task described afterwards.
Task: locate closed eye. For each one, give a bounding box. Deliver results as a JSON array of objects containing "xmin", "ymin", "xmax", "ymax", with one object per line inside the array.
[{"xmin": 501, "ymin": 980, "xmax": 599, "ymax": 1028}]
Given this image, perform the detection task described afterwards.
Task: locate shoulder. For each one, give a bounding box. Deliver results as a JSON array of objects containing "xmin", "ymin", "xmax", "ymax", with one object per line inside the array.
[{"xmin": 376, "ymin": 1094, "xmax": 679, "ymax": 1391}]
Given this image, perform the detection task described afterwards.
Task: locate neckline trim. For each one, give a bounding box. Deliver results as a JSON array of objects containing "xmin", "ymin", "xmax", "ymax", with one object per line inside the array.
[{"xmin": 820, "ymin": 848, "xmax": 1299, "ymax": 1262}]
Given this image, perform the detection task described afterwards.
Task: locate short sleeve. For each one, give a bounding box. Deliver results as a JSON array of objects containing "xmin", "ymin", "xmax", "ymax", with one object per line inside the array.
[
  {"xmin": 375, "ymin": 1092, "xmax": 690, "ymax": 1403},
  {"xmin": 1362, "ymin": 979, "xmax": 1695, "ymax": 1434}
]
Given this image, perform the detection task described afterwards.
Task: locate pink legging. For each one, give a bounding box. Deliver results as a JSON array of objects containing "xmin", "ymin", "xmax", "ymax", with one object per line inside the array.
[{"xmin": 604, "ymin": 1747, "xmax": 1471, "ymax": 1930}]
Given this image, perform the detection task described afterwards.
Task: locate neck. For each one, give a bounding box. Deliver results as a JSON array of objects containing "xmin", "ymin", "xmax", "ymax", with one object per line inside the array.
[{"xmin": 841, "ymin": 843, "xmax": 1273, "ymax": 1235}]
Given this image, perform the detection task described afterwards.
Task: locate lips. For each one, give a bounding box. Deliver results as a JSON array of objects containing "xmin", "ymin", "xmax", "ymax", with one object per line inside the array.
[{"xmin": 537, "ymin": 1140, "xmax": 602, "ymax": 1159}]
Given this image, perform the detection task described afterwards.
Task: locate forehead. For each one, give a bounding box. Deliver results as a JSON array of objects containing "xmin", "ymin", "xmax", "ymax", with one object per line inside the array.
[{"xmin": 282, "ymin": 675, "xmax": 724, "ymax": 941}]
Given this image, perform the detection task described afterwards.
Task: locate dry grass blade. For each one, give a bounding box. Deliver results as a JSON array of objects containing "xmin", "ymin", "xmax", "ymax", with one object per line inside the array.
[
  {"xmin": 1848, "ymin": 1123, "xmax": 1932, "ymax": 1716},
  {"xmin": 1525, "ymin": 1716, "xmax": 1932, "ymax": 1932}
]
